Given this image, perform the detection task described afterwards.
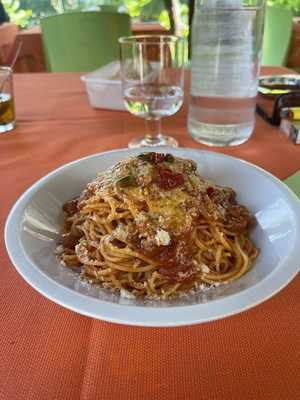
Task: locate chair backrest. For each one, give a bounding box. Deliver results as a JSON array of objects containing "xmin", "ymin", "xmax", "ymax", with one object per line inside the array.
[
  {"xmin": 0, "ymin": 23, "xmax": 19, "ymax": 65},
  {"xmin": 262, "ymin": 5, "xmax": 293, "ymax": 66},
  {"xmin": 41, "ymin": 11, "xmax": 131, "ymax": 72},
  {"xmin": 99, "ymin": 5, "xmax": 119, "ymax": 13}
]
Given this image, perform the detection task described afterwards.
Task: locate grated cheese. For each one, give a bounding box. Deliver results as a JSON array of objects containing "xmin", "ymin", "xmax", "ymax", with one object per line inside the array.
[
  {"xmin": 155, "ymin": 229, "xmax": 171, "ymax": 246},
  {"xmin": 201, "ymin": 264, "xmax": 210, "ymax": 274},
  {"xmin": 120, "ymin": 288, "xmax": 136, "ymax": 299}
]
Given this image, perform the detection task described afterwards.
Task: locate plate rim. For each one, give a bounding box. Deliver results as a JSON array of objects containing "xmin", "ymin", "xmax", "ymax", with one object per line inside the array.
[{"xmin": 4, "ymin": 147, "xmax": 300, "ymax": 327}]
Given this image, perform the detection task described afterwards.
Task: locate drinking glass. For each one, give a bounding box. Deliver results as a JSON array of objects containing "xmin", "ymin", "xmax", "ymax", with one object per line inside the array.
[
  {"xmin": 119, "ymin": 35, "xmax": 185, "ymax": 148},
  {"xmin": 0, "ymin": 66, "xmax": 15, "ymax": 133}
]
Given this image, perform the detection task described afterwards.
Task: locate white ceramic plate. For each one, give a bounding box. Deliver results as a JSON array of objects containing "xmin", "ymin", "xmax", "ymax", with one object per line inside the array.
[{"xmin": 5, "ymin": 148, "xmax": 300, "ymax": 327}]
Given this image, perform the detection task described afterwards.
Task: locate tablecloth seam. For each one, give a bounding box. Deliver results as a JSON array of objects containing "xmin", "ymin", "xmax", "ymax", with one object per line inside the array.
[{"xmin": 78, "ymin": 320, "xmax": 96, "ymax": 400}]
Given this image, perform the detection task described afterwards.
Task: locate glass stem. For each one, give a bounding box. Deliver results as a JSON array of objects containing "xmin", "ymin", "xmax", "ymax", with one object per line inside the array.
[{"xmin": 144, "ymin": 117, "xmax": 162, "ymax": 144}]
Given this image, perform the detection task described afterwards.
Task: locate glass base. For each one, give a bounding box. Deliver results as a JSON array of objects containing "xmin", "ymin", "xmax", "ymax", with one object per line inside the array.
[
  {"xmin": 128, "ymin": 134, "xmax": 178, "ymax": 149},
  {"xmin": 191, "ymin": 134, "xmax": 250, "ymax": 147},
  {"xmin": 188, "ymin": 119, "xmax": 254, "ymax": 147},
  {"xmin": 0, "ymin": 121, "xmax": 15, "ymax": 133}
]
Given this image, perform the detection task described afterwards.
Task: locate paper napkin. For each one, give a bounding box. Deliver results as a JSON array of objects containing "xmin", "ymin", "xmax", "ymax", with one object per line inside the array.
[{"xmin": 285, "ymin": 170, "xmax": 300, "ymax": 199}]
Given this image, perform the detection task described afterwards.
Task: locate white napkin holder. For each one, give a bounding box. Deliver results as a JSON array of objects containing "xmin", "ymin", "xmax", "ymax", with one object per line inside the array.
[{"xmin": 81, "ymin": 61, "xmax": 125, "ymax": 110}]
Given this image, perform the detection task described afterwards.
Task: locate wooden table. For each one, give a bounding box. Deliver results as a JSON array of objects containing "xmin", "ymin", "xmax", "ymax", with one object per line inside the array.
[
  {"xmin": 0, "ymin": 67, "xmax": 299, "ymax": 400},
  {"xmin": 14, "ymin": 26, "xmax": 46, "ymax": 73}
]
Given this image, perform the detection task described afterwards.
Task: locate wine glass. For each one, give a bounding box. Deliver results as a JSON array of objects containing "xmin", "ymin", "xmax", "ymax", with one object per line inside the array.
[{"xmin": 119, "ymin": 35, "xmax": 185, "ymax": 148}]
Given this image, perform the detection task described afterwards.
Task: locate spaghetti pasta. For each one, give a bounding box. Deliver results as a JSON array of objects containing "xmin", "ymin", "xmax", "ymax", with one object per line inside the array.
[{"xmin": 57, "ymin": 153, "xmax": 258, "ymax": 299}]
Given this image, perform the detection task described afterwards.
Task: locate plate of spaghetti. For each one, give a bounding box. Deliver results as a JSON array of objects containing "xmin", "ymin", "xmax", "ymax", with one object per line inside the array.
[{"xmin": 5, "ymin": 148, "xmax": 300, "ymax": 326}]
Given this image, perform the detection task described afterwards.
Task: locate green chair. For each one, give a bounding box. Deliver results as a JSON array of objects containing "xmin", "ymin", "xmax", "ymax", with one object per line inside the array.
[
  {"xmin": 262, "ymin": 5, "xmax": 293, "ymax": 66},
  {"xmin": 99, "ymin": 5, "xmax": 119, "ymax": 13},
  {"xmin": 41, "ymin": 11, "xmax": 131, "ymax": 72}
]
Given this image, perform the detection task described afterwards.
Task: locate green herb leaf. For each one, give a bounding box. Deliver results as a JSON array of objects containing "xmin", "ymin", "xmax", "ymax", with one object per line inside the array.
[
  {"xmin": 137, "ymin": 152, "xmax": 155, "ymax": 162},
  {"xmin": 117, "ymin": 175, "xmax": 137, "ymax": 188},
  {"xmin": 165, "ymin": 154, "xmax": 175, "ymax": 163}
]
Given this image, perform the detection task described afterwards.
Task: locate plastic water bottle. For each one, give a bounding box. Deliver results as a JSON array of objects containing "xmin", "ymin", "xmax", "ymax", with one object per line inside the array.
[{"xmin": 188, "ymin": 0, "xmax": 265, "ymax": 146}]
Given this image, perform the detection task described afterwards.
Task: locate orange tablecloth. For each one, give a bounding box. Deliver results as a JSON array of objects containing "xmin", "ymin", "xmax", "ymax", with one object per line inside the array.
[{"xmin": 0, "ymin": 67, "xmax": 300, "ymax": 400}]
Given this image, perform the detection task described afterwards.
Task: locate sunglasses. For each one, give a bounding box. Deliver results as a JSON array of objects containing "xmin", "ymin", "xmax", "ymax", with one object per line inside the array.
[
  {"xmin": 256, "ymin": 91, "xmax": 300, "ymax": 126},
  {"xmin": 256, "ymin": 75, "xmax": 300, "ymax": 125}
]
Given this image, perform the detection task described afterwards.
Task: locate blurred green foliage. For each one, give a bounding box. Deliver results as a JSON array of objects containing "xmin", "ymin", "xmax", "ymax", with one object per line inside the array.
[
  {"xmin": 3, "ymin": 0, "xmax": 32, "ymax": 27},
  {"xmin": 3, "ymin": 0, "xmax": 189, "ymax": 34},
  {"xmin": 8, "ymin": 0, "xmax": 296, "ymax": 35},
  {"xmin": 268, "ymin": 0, "xmax": 300, "ymax": 10}
]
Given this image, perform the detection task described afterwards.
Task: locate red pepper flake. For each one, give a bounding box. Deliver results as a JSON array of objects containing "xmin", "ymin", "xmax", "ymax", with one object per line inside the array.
[
  {"xmin": 111, "ymin": 239, "xmax": 126, "ymax": 249},
  {"xmin": 61, "ymin": 233, "xmax": 78, "ymax": 249},
  {"xmin": 158, "ymin": 167, "xmax": 184, "ymax": 190},
  {"xmin": 63, "ymin": 198, "xmax": 78, "ymax": 216},
  {"xmin": 206, "ymin": 187, "xmax": 215, "ymax": 198},
  {"xmin": 136, "ymin": 200, "xmax": 149, "ymax": 212}
]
